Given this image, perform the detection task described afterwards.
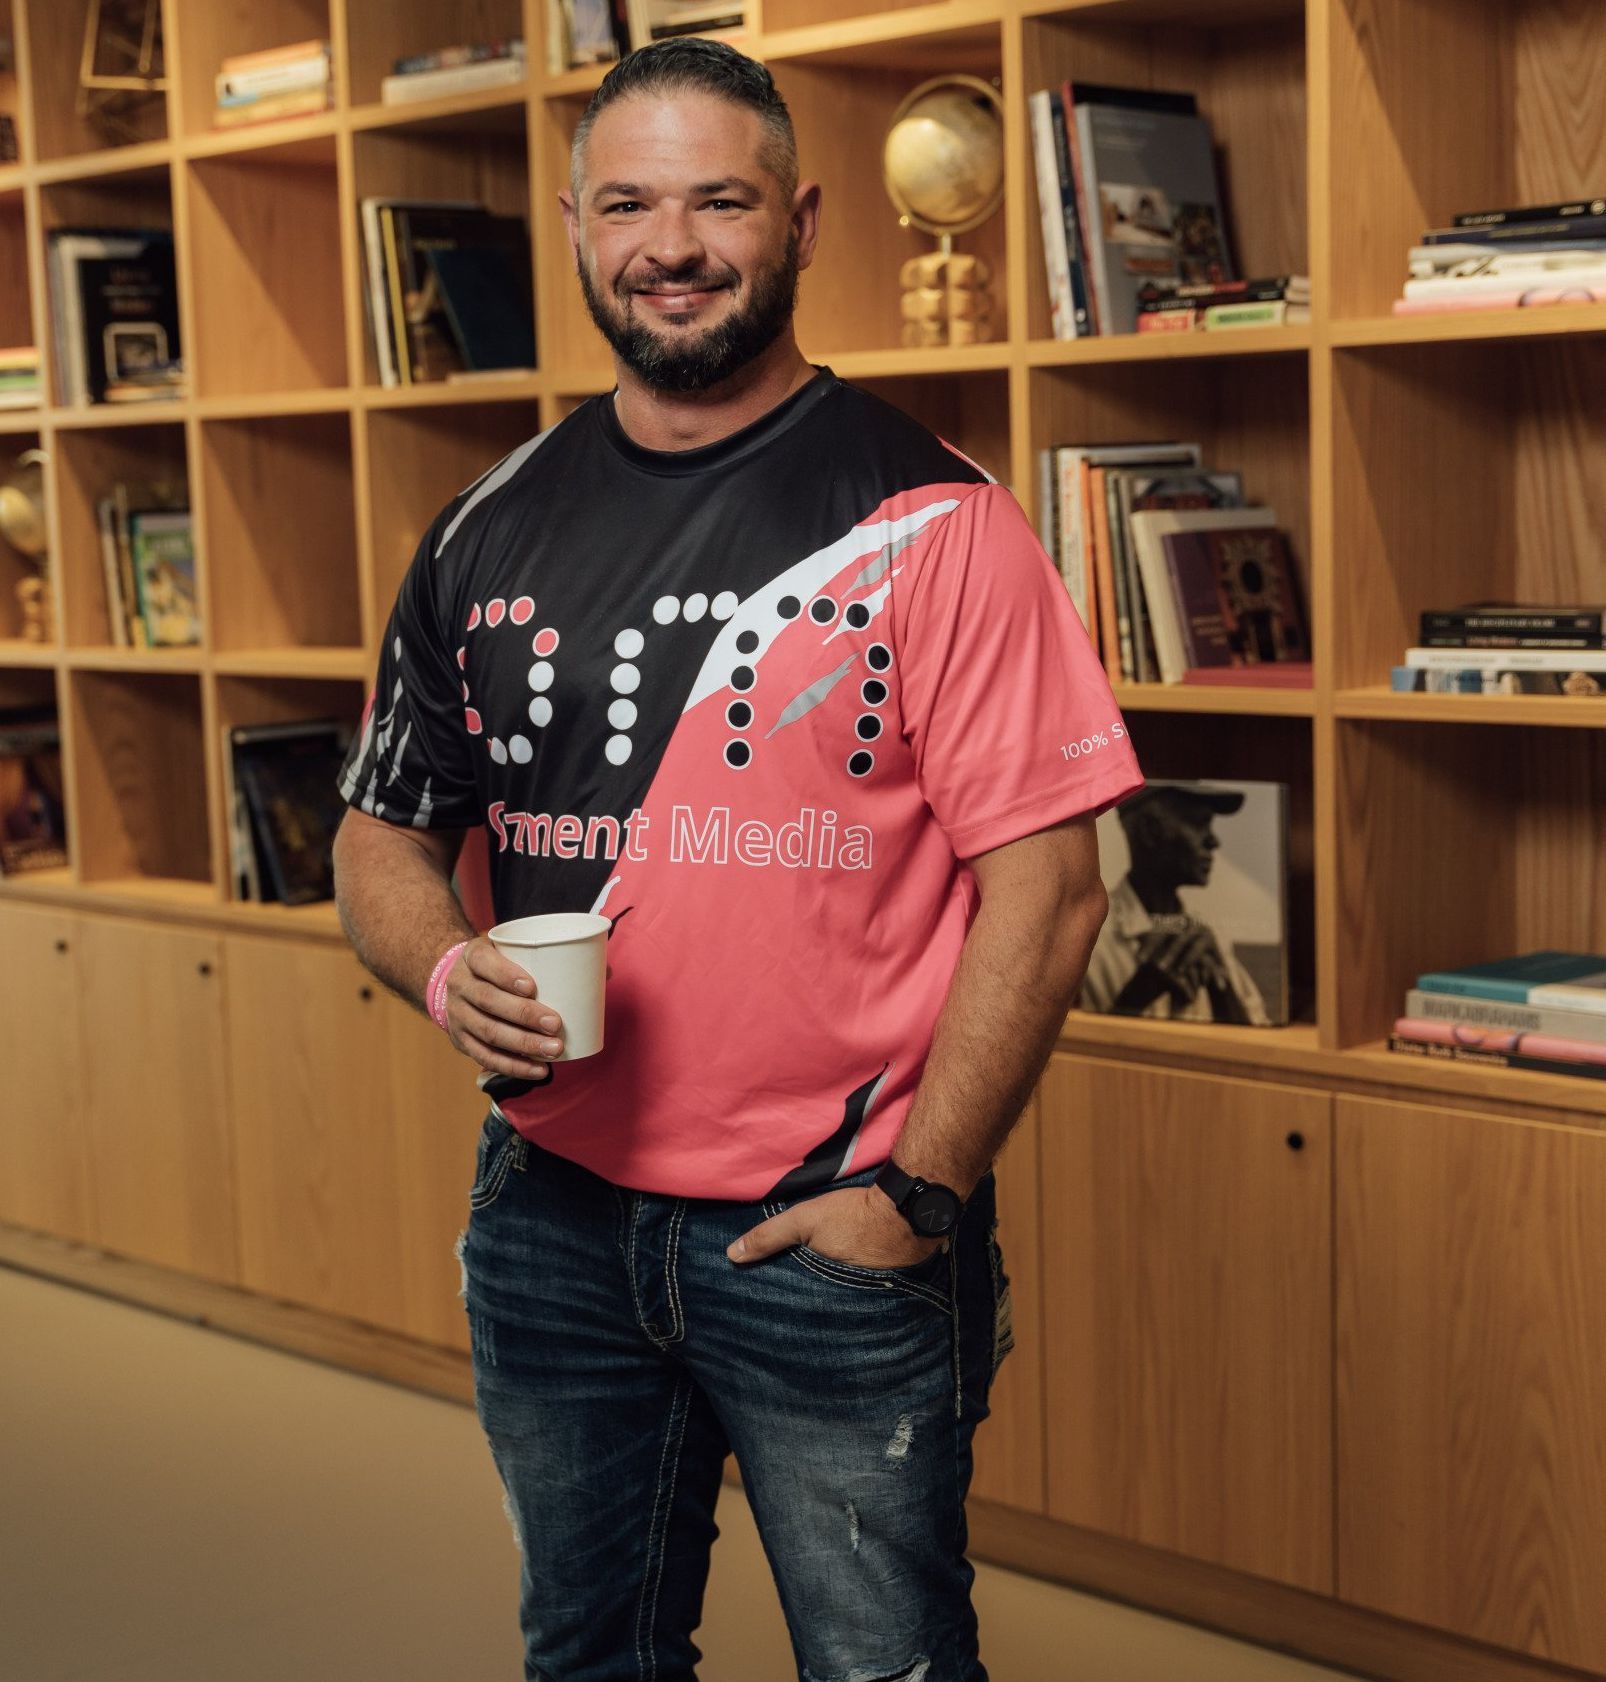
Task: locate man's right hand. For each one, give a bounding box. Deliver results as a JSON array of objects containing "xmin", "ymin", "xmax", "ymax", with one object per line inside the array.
[{"xmin": 443, "ymin": 937, "xmax": 566, "ymax": 1080}]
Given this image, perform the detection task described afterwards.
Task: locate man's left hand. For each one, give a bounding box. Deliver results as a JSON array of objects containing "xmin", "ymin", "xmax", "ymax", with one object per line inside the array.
[{"xmin": 726, "ymin": 1185, "xmax": 944, "ymax": 1268}]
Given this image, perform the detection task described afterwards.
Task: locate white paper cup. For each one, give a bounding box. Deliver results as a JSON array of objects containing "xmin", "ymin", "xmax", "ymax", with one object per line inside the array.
[{"xmin": 487, "ymin": 912, "xmax": 611, "ymax": 1061}]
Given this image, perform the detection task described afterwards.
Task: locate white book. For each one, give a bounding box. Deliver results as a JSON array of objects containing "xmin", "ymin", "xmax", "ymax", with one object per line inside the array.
[
  {"xmin": 1128, "ymin": 506, "xmax": 1276, "ymax": 684},
  {"xmin": 95, "ymin": 496, "xmax": 129, "ymax": 648},
  {"xmin": 216, "ymin": 52, "xmax": 330, "ymax": 103},
  {"xmin": 1404, "ymin": 645, "xmax": 1606, "ymax": 671},
  {"xmin": 1409, "ymin": 244, "xmax": 1606, "ymax": 278},
  {"xmin": 1530, "ymin": 982, "xmax": 1606, "ymax": 1018},
  {"xmin": 49, "ymin": 233, "xmax": 147, "ymax": 405},
  {"xmin": 1029, "ymin": 91, "xmax": 1075, "ymax": 342},
  {"xmin": 1404, "ymin": 268, "xmax": 1606, "ymax": 301},
  {"xmin": 380, "ymin": 58, "xmax": 526, "ymax": 104}
]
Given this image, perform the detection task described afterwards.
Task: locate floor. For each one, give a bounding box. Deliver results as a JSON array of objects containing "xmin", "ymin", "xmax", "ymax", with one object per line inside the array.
[{"xmin": 0, "ymin": 1263, "xmax": 1363, "ymax": 1682}]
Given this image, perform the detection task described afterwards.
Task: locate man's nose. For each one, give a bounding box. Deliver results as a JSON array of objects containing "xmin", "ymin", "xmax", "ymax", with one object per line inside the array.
[{"xmin": 640, "ymin": 206, "xmax": 705, "ymax": 275}]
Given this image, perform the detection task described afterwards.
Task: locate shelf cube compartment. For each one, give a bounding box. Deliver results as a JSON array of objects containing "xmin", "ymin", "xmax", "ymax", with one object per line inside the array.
[
  {"xmin": 67, "ymin": 667, "xmax": 210, "ymax": 886},
  {"xmin": 168, "ymin": 0, "xmax": 334, "ymax": 138},
  {"xmin": 0, "ymin": 188, "xmax": 38, "ymax": 388},
  {"xmin": 1021, "ymin": 6, "xmax": 1308, "ymax": 343},
  {"xmin": 23, "ymin": 0, "xmax": 169, "ymax": 160},
  {"xmin": 343, "ymin": 0, "xmax": 525, "ymax": 111},
  {"xmin": 1331, "ymin": 0, "xmax": 1606, "ymax": 320},
  {"xmin": 198, "ymin": 411, "xmax": 360, "ymax": 654},
  {"xmin": 212, "ymin": 672, "xmax": 366, "ymax": 902},
  {"xmin": 364, "ymin": 400, "xmax": 539, "ymax": 628},
  {"xmin": 851, "ymin": 369, "xmax": 1010, "ymax": 485},
  {"xmin": 350, "ymin": 101, "xmax": 534, "ymax": 390},
  {"xmin": 1332, "ymin": 718, "xmax": 1606, "ymax": 1050},
  {"xmin": 1115, "ymin": 708, "xmax": 1317, "ymax": 1029},
  {"xmin": 52, "ymin": 420, "xmax": 189, "ymax": 649},
  {"xmin": 185, "ymin": 143, "xmax": 345, "ymax": 397},
  {"xmin": 39, "ymin": 169, "xmax": 179, "ymax": 411},
  {"xmin": 1331, "ymin": 337, "xmax": 1606, "ymax": 692}
]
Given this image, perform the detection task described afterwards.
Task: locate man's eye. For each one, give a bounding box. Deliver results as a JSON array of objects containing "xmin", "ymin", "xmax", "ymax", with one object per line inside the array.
[
  {"xmin": 604, "ymin": 201, "xmax": 642, "ymax": 214},
  {"xmin": 706, "ymin": 200, "xmax": 742, "ymax": 212}
]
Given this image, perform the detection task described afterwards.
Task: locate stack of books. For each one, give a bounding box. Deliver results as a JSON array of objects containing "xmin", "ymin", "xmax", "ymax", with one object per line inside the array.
[
  {"xmin": 0, "ymin": 708, "xmax": 66, "ymax": 876},
  {"xmin": 1029, "ymin": 82, "xmax": 1235, "ymax": 339},
  {"xmin": 95, "ymin": 482, "xmax": 197, "ymax": 649},
  {"xmin": 46, "ymin": 228, "xmax": 183, "ymax": 406},
  {"xmin": 627, "ymin": 1, "xmax": 747, "ymax": 48},
  {"xmin": 360, "ymin": 199, "xmax": 535, "ymax": 386},
  {"xmin": 1136, "ymin": 275, "xmax": 1310, "ymax": 333},
  {"xmin": 214, "ymin": 40, "xmax": 333, "ymax": 128},
  {"xmin": 1395, "ymin": 196, "xmax": 1606, "ymax": 317},
  {"xmin": 1391, "ymin": 602, "xmax": 1606, "ymax": 697},
  {"xmin": 1036, "ymin": 440, "xmax": 1310, "ymax": 686},
  {"xmin": 0, "ymin": 347, "xmax": 39, "ymax": 409},
  {"xmin": 224, "ymin": 720, "xmax": 350, "ymax": 904},
  {"xmin": 546, "ymin": 3, "xmax": 627, "ymax": 74},
  {"xmin": 1392, "ymin": 952, "xmax": 1606, "ymax": 1082},
  {"xmin": 381, "ymin": 40, "xmax": 526, "ymax": 105}
]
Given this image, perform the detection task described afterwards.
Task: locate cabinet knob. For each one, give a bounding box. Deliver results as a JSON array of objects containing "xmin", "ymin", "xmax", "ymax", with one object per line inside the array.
[
  {"xmin": 359, "ymin": 985, "xmax": 374, "ymax": 1002},
  {"xmin": 1286, "ymin": 1131, "xmax": 1305, "ymax": 1152},
  {"xmin": 198, "ymin": 961, "xmax": 213, "ymax": 978},
  {"xmin": 54, "ymin": 938, "xmax": 68, "ymax": 954}
]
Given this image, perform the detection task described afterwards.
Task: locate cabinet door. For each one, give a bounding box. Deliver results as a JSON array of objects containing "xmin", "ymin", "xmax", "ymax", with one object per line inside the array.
[
  {"xmin": 225, "ymin": 935, "xmax": 405, "ymax": 1330},
  {"xmin": 76, "ymin": 916, "xmax": 235, "ymax": 1281},
  {"xmin": 1337, "ymin": 1096, "xmax": 1606, "ymax": 1672},
  {"xmin": 385, "ymin": 993, "xmax": 484, "ymax": 1353},
  {"xmin": 1040, "ymin": 1053, "xmax": 1332, "ymax": 1593},
  {"xmin": 0, "ymin": 902, "xmax": 94, "ymax": 1243},
  {"xmin": 969, "ymin": 1090, "xmax": 1046, "ymax": 1512}
]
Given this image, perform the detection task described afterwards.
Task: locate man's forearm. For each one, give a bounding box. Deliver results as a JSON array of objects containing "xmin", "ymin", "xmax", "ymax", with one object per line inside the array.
[
  {"xmin": 333, "ymin": 816, "xmax": 474, "ymax": 1014},
  {"xmin": 887, "ymin": 880, "xmax": 1108, "ymax": 1200}
]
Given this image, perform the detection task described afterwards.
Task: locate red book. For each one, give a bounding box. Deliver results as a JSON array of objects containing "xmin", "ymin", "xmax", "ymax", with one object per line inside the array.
[{"xmin": 1182, "ymin": 662, "xmax": 1314, "ymax": 688}]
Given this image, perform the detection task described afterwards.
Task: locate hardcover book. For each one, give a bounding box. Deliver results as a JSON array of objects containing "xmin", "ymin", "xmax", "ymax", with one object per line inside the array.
[
  {"xmin": 1081, "ymin": 779, "xmax": 1290, "ymax": 1025},
  {"xmin": 230, "ymin": 720, "xmax": 351, "ymax": 905},
  {"xmin": 1071, "ymin": 86, "xmax": 1233, "ymax": 335},
  {"xmin": 129, "ymin": 510, "xmax": 199, "ymax": 647},
  {"xmin": 0, "ymin": 713, "xmax": 67, "ymax": 875},
  {"xmin": 1416, "ymin": 951, "xmax": 1606, "ymax": 1013}
]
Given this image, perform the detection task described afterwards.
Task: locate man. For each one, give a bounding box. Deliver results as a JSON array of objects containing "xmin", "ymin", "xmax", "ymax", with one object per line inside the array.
[
  {"xmin": 1079, "ymin": 783, "xmax": 1270, "ymax": 1024},
  {"xmin": 333, "ymin": 38, "xmax": 1141, "ymax": 1682}
]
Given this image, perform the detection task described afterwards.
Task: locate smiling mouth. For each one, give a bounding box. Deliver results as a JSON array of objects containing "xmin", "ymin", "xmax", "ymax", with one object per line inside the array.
[{"xmin": 630, "ymin": 283, "xmax": 731, "ymax": 311}]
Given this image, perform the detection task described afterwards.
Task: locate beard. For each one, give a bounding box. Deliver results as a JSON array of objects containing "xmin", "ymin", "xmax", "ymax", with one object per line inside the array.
[{"xmin": 578, "ymin": 234, "xmax": 800, "ymax": 394}]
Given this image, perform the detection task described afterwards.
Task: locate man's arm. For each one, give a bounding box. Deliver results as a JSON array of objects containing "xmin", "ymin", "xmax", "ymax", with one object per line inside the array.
[
  {"xmin": 728, "ymin": 813, "xmax": 1108, "ymax": 1266},
  {"xmin": 333, "ymin": 808, "xmax": 564, "ymax": 1079}
]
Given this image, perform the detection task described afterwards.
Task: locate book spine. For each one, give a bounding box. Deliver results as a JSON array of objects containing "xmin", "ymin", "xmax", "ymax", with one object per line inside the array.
[
  {"xmin": 1203, "ymin": 301, "xmax": 1291, "ymax": 328},
  {"xmin": 1414, "ymin": 970, "xmax": 1536, "ymax": 1003},
  {"xmin": 1396, "ymin": 1017, "xmax": 1606, "ymax": 1066},
  {"xmin": 1404, "ymin": 645, "xmax": 1606, "ymax": 671},
  {"xmin": 216, "ymin": 53, "xmax": 331, "ymax": 101},
  {"xmin": 1529, "ymin": 984, "xmax": 1606, "ymax": 1019},
  {"xmin": 380, "ymin": 207, "xmax": 412, "ymax": 386},
  {"xmin": 393, "ymin": 41, "xmax": 525, "ymax": 75},
  {"xmin": 1388, "ymin": 1034, "xmax": 1606, "ymax": 1082},
  {"xmin": 220, "ymin": 38, "xmax": 329, "ymax": 74},
  {"xmin": 1137, "ymin": 309, "xmax": 1198, "ymax": 332},
  {"xmin": 1422, "ymin": 609, "xmax": 1604, "ymax": 635},
  {"xmin": 1454, "ymin": 198, "xmax": 1606, "ymax": 228},
  {"xmin": 1028, "ymin": 92, "xmax": 1075, "ymax": 341},
  {"xmin": 379, "ymin": 58, "xmax": 526, "ymax": 103},
  {"xmin": 1047, "ymin": 90, "xmax": 1091, "ymax": 337},
  {"xmin": 1422, "ymin": 633, "xmax": 1601, "ymax": 649},
  {"xmin": 1065, "ymin": 93, "xmax": 1104, "ymax": 336},
  {"xmin": 1423, "ymin": 215, "xmax": 1606, "ymax": 246},
  {"xmin": 1406, "ymin": 988, "xmax": 1606, "ymax": 1044},
  {"xmin": 212, "ymin": 88, "xmax": 332, "ymax": 126}
]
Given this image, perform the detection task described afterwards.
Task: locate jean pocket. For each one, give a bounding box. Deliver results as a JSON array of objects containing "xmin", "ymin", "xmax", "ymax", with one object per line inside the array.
[
  {"xmin": 786, "ymin": 1241, "xmax": 953, "ymax": 1312},
  {"xmin": 469, "ymin": 1110, "xmax": 525, "ymax": 1211},
  {"xmin": 985, "ymin": 1220, "xmax": 1015, "ymax": 1383}
]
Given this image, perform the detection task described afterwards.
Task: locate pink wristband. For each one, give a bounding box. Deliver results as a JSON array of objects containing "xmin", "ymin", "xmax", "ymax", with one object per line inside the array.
[{"xmin": 427, "ymin": 939, "xmax": 470, "ymax": 1031}]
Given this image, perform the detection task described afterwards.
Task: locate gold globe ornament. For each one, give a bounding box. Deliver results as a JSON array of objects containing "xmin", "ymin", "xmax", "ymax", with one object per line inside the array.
[{"xmin": 882, "ymin": 74, "xmax": 1005, "ymax": 348}]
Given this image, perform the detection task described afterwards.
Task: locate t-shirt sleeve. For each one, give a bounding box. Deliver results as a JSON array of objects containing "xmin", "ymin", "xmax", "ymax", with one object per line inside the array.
[
  {"xmin": 338, "ymin": 516, "xmax": 483, "ymax": 831},
  {"xmin": 897, "ymin": 481, "xmax": 1144, "ymax": 858}
]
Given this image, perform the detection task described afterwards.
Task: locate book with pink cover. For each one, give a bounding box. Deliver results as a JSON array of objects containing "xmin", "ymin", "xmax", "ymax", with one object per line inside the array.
[{"xmin": 1395, "ymin": 1016, "xmax": 1606, "ymax": 1067}]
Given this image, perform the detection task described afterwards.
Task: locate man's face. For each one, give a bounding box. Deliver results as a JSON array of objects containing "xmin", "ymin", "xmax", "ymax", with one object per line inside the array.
[
  {"xmin": 562, "ymin": 91, "xmax": 816, "ymax": 393},
  {"xmin": 1130, "ymin": 800, "xmax": 1220, "ymax": 886}
]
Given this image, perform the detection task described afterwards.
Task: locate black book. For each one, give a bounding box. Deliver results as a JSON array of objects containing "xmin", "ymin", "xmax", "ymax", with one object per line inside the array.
[
  {"xmin": 1423, "ymin": 215, "xmax": 1606, "ymax": 247},
  {"xmin": 1454, "ymin": 198, "xmax": 1606, "ymax": 229},
  {"xmin": 1069, "ymin": 82, "xmax": 1199, "ymax": 116},
  {"xmin": 1421, "ymin": 606, "xmax": 1606, "ymax": 638},
  {"xmin": 392, "ymin": 207, "xmax": 534, "ymax": 381},
  {"xmin": 425, "ymin": 240, "xmax": 536, "ymax": 371},
  {"xmin": 230, "ymin": 720, "xmax": 350, "ymax": 905}
]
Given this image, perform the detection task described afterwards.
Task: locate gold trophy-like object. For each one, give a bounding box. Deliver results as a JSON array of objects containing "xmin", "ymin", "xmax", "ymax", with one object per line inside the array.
[{"xmin": 882, "ymin": 74, "xmax": 1006, "ymax": 348}]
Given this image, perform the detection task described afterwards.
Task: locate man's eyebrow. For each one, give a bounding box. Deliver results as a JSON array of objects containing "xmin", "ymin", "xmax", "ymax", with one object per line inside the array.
[
  {"xmin": 592, "ymin": 181, "xmax": 647, "ymax": 199},
  {"xmin": 690, "ymin": 178, "xmax": 762, "ymax": 197},
  {"xmin": 589, "ymin": 177, "xmax": 765, "ymax": 202}
]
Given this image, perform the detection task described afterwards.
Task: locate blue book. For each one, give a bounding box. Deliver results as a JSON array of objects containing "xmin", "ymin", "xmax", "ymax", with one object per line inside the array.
[{"xmin": 1417, "ymin": 951, "xmax": 1606, "ymax": 1005}]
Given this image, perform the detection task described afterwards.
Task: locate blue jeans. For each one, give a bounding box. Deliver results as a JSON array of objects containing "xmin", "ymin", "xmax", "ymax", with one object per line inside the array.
[{"xmin": 458, "ymin": 1110, "xmax": 1014, "ymax": 1682}]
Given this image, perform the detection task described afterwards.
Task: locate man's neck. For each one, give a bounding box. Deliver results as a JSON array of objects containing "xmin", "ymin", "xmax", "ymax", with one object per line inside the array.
[{"xmin": 612, "ymin": 333, "xmax": 816, "ymax": 454}]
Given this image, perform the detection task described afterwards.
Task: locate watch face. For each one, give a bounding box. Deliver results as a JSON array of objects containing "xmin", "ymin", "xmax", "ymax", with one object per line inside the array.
[{"xmin": 909, "ymin": 1186, "xmax": 959, "ymax": 1236}]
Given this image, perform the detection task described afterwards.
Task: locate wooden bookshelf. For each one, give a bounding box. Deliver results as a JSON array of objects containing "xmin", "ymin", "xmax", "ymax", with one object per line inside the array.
[{"xmin": 4, "ymin": 2, "xmax": 1606, "ymax": 1679}]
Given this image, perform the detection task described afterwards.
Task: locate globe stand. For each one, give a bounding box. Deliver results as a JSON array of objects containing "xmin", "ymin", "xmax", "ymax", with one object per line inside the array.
[{"xmin": 898, "ymin": 232, "xmax": 994, "ymax": 349}]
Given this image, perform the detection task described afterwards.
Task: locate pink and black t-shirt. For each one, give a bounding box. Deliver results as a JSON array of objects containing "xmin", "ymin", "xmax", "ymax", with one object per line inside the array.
[{"xmin": 341, "ymin": 369, "xmax": 1143, "ymax": 1200}]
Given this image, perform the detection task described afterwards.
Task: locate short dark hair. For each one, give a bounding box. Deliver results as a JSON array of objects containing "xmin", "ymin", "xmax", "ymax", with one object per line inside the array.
[{"xmin": 571, "ymin": 37, "xmax": 798, "ymax": 201}]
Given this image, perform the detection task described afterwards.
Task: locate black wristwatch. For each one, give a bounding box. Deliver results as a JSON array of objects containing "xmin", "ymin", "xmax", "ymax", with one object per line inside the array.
[{"xmin": 873, "ymin": 1161, "xmax": 964, "ymax": 1239}]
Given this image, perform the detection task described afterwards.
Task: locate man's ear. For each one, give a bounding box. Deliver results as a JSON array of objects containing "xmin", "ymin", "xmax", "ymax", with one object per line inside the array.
[
  {"xmin": 791, "ymin": 179, "xmax": 822, "ymax": 273},
  {"xmin": 558, "ymin": 189, "xmax": 581, "ymax": 274}
]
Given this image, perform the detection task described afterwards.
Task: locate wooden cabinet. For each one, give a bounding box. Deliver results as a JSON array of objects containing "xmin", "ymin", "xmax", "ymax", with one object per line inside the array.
[
  {"xmin": 1039, "ymin": 1053, "xmax": 1333, "ymax": 1595},
  {"xmin": 76, "ymin": 916, "xmax": 235, "ymax": 1280},
  {"xmin": 225, "ymin": 934, "xmax": 405, "ymax": 1329},
  {"xmin": 1336, "ymin": 1096, "xmax": 1606, "ymax": 1673},
  {"xmin": 0, "ymin": 901, "xmax": 94, "ymax": 1244},
  {"xmin": 970, "ymin": 1092, "xmax": 1046, "ymax": 1514}
]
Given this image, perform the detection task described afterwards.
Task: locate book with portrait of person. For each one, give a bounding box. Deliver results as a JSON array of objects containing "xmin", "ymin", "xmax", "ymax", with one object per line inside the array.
[{"xmin": 1079, "ymin": 778, "xmax": 1290, "ymax": 1025}]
